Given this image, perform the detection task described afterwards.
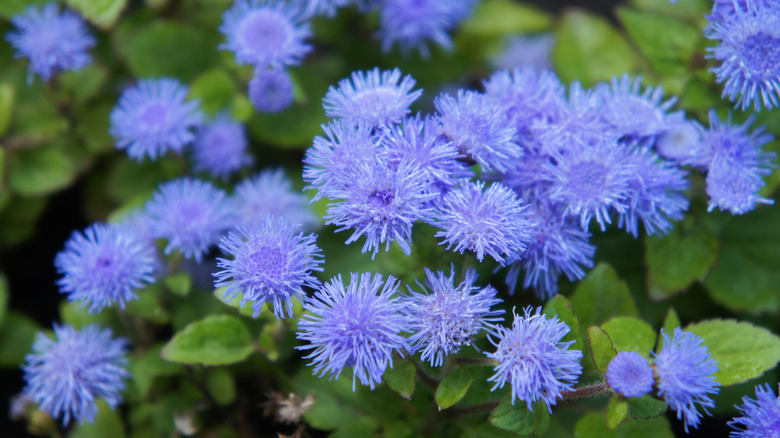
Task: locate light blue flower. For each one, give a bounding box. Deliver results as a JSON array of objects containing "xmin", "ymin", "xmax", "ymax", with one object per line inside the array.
[
  {"xmin": 729, "ymin": 383, "xmax": 780, "ymax": 438},
  {"xmin": 606, "ymin": 351, "xmax": 654, "ymax": 398},
  {"xmin": 192, "ymin": 112, "xmax": 252, "ymax": 180}
]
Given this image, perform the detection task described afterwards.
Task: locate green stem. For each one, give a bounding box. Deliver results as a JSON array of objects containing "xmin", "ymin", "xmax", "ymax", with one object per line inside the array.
[
  {"xmin": 560, "ymin": 382, "xmax": 611, "ymax": 400},
  {"xmin": 454, "ymin": 357, "xmax": 498, "ymax": 367}
]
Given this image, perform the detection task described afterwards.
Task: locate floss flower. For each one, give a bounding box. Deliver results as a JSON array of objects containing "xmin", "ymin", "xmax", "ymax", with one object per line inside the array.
[
  {"xmin": 192, "ymin": 112, "xmax": 253, "ymax": 180},
  {"xmin": 728, "ymin": 383, "xmax": 780, "ymax": 438},
  {"xmin": 22, "ymin": 324, "xmax": 129, "ymax": 426},
  {"xmin": 55, "ymin": 223, "xmax": 157, "ymax": 313},
  {"xmin": 487, "ymin": 306, "xmax": 583, "ymax": 412},
  {"xmin": 234, "ymin": 169, "xmax": 319, "ymax": 229},
  {"xmin": 6, "ymin": 2, "xmax": 95, "ymax": 82},
  {"xmin": 110, "ymin": 78, "xmax": 203, "ymax": 161},
  {"xmin": 249, "ymin": 68, "xmax": 294, "ymax": 113},
  {"xmin": 214, "ymin": 216, "xmax": 324, "ymax": 319},
  {"xmin": 296, "ymin": 273, "xmax": 409, "ymax": 390},
  {"xmin": 606, "ymin": 351, "xmax": 654, "ymax": 398}
]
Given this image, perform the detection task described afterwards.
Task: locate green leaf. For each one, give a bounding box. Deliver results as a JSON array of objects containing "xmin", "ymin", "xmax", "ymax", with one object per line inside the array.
[
  {"xmin": 0, "ymin": 311, "xmax": 39, "ymax": 367},
  {"xmin": 0, "ymin": 273, "xmax": 8, "ymax": 326},
  {"xmin": 8, "ymin": 145, "xmax": 78, "ymax": 197},
  {"xmin": 65, "ymin": 0, "xmax": 127, "ymax": 29},
  {"xmin": 488, "ymin": 397, "xmax": 550, "ymax": 437},
  {"xmin": 605, "ymin": 396, "xmax": 629, "ymax": 430},
  {"xmin": 69, "ymin": 400, "xmax": 126, "ymax": 438},
  {"xmin": 60, "ymin": 301, "xmax": 117, "ymax": 330},
  {"xmin": 0, "ymin": 194, "xmax": 47, "ymax": 248},
  {"xmin": 129, "ymin": 344, "xmax": 184, "ymax": 398},
  {"xmin": 657, "ymin": 308, "xmax": 680, "ymax": 352},
  {"xmin": 704, "ymin": 206, "xmax": 780, "ymax": 313},
  {"xmin": 601, "ymin": 317, "xmax": 656, "ymax": 356},
  {"xmin": 164, "ymin": 273, "xmax": 192, "ymax": 296},
  {"xmin": 0, "ymin": 0, "xmax": 49, "ymax": 19},
  {"xmin": 543, "ymin": 295, "xmax": 582, "ymax": 348},
  {"xmin": 645, "ymin": 224, "xmax": 719, "ymax": 300},
  {"xmin": 627, "ymin": 395, "xmax": 667, "ymax": 420},
  {"xmin": 617, "ymin": 8, "xmax": 700, "ymax": 75},
  {"xmin": 553, "ymin": 10, "xmax": 640, "ymax": 86},
  {"xmin": 588, "ymin": 326, "xmax": 617, "ymax": 373},
  {"xmin": 574, "ymin": 412, "xmax": 673, "ymax": 438},
  {"xmin": 435, "ymin": 367, "xmax": 475, "ymax": 410},
  {"xmin": 570, "ymin": 263, "xmax": 639, "ymax": 328},
  {"xmin": 188, "ymin": 69, "xmax": 239, "ymax": 116},
  {"xmin": 206, "ymin": 368, "xmax": 237, "ymax": 406},
  {"xmin": 0, "ymin": 83, "xmax": 14, "ymax": 136},
  {"xmin": 161, "ymin": 315, "xmax": 255, "ymax": 365},
  {"xmin": 686, "ymin": 319, "xmax": 780, "ymax": 386},
  {"xmin": 213, "ymin": 287, "xmax": 258, "ymax": 318},
  {"xmin": 383, "ymin": 360, "xmax": 416, "ymax": 400},
  {"xmin": 124, "ymin": 284, "xmax": 169, "ymax": 323},
  {"xmin": 460, "ymin": 0, "xmax": 553, "ymax": 38},
  {"xmin": 58, "ymin": 65, "xmax": 108, "ymax": 104},
  {"xmin": 629, "ymin": 0, "xmax": 711, "ymax": 20}
]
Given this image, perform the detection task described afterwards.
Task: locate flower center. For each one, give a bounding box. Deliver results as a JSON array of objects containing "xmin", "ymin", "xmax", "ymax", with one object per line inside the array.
[
  {"xmin": 140, "ymin": 103, "xmax": 169, "ymax": 132},
  {"xmin": 367, "ymin": 188, "xmax": 395, "ymax": 208},
  {"xmin": 567, "ymin": 160, "xmax": 609, "ymax": 201},
  {"xmin": 742, "ymin": 31, "xmax": 780, "ymax": 78},
  {"xmin": 240, "ymin": 11, "xmax": 291, "ymax": 54},
  {"xmin": 250, "ymin": 247, "xmax": 287, "ymax": 280}
]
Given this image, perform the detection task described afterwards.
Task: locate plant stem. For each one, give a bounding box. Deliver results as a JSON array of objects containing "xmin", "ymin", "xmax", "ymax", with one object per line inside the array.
[
  {"xmin": 454, "ymin": 357, "xmax": 498, "ymax": 366},
  {"xmin": 441, "ymin": 401, "xmax": 500, "ymax": 418},
  {"xmin": 412, "ymin": 359, "xmax": 440, "ymax": 389},
  {"xmin": 560, "ymin": 382, "xmax": 611, "ymax": 400}
]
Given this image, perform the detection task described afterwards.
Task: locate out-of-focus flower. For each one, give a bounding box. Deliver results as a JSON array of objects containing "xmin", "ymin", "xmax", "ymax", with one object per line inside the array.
[
  {"xmin": 492, "ymin": 33, "xmax": 555, "ymax": 72},
  {"xmin": 192, "ymin": 112, "xmax": 252, "ymax": 180},
  {"xmin": 249, "ymin": 68, "xmax": 294, "ymax": 113},
  {"xmin": 234, "ymin": 169, "xmax": 319, "ymax": 230}
]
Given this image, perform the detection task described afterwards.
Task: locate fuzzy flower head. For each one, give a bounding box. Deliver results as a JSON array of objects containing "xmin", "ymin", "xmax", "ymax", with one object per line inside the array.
[
  {"xmin": 145, "ymin": 178, "xmax": 235, "ymax": 262},
  {"xmin": 55, "ymin": 223, "xmax": 156, "ymax": 313},
  {"xmin": 706, "ymin": 156, "xmax": 774, "ymax": 215},
  {"xmin": 302, "ymin": 0, "xmax": 352, "ymax": 17},
  {"xmin": 192, "ymin": 112, "xmax": 252, "ymax": 180},
  {"xmin": 487, "ymin": 307, "xmax": 583, "ymax": 412},
  {"xmin": 402, "ymin": 267, "xmax": 504, "ymax": 367},
  {"xmin": 6, "ymin": 3, "xmax": 95, "ymax": 82},
  {"xmin": 214, "ymin": 216, "xmax": 323, "ymax": 319},
  {"xmin": 492, "ymin": 33, "xmax": 555, "ymax": 72},
  {"xmin": 22, "ymin": 324, "xmax": 129, "ymax": 426},
  {"xmin": 249, "ymin": 68, "xmax": 294, "ymax": 113},
  {"xmin": 606, "ymin": 351, "xmax": 654, "ymax": 398},
  {"xmin": 219, "ymin": 0, "xmax": 311, "ymax": 69},
  {"xmin": 656, "ymin": 118, "xmax": 706, "ymax": 166},
  {"xmin": 706, "ymin": 1, "xmax": 780, "ymax": 111},
  {"xmin": 110, "ymin": 78, "xmax": 203, "ymax": 161},
  {"xmin": 728, "ymin": 383, "xmax": 780, "ymax": 438},
  {"xmin": 435, "ymin": 181, "xmax": 530, "ymax": 264},
  {"xmin": 234, "ymin": 169, "xmax": 319, "ymax": 230},
  {"xmin": 296, "ymin": 273, "xmax": 409, "ymax": 390},
  {"xmin": 654, "ymin": 328, "xmax": 720, "ymax": 432},
  {"xmin": 323, "ymin": 68, "xmax": 422, "ymax": 127}
]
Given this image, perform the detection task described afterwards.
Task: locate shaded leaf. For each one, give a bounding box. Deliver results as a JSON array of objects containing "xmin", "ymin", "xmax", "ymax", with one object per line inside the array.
[
  {"xmin": 645, "ymin": 225, "xmax": 718, "ymax": 300},
  {"xmin": 436, "ymin": 367, "xmax": 475, "ymax": 410},
  {"xmin": 382, "ymin": 360, "xmax": 416, "ymax": 400},
  {"xmin": 461, "ymin": 0, "xmax": 553, "ymax": 38},
  {"xmin": 601, "ymin": 317, "xmax": 656, "ymax": 356},
  {"xmin": 605, "ymin": 396, "xmax": 629, "ymax": 430},
  {"xmin": 543, "ymin": 295, "xmax": 582, "ymax": 348},
  {"xmin": 0, "ymin": 311, "xmax": 38, "ymax": 367},
  {"xmin": 8, "ymin": 144, "xmax": 78, "ymax": 197},
  {"xmin": 617, "ymin": 8, "xmax": 700, "ymax": 75},
  {"xmin": 627, "ymin": 395, "xmax": 667, "ymax": 420},
  {"xmin": 69, "ymin": 400, "xmax": 126, "ymax": 438},
  {"xmin": 588, "ymin": 326, "xmax": 617, "ymax": 373},
  {"xmin": 488, "ymin": 397, "xmax": 550, "ymax": 436},
  {"xmin": 206, "ymin": 368, "xmax": 237, "ymax": 406},
  {"xmin": 129, "ymin": 344, "xmax": 184, "ymax": 398},
  {"xmin": 574, "ymin": 412, "xmax": 673, "ymax": 438},
  {"xmin": 570, "ymin": 263, "xmax": 638, "ymax": 328},
  {"xmin": 66, "ymin": 0, "xmax": 127, "ymax": 29}
]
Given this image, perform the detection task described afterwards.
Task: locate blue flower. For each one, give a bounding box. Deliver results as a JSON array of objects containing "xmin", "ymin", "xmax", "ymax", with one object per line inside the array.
[
  {"xmin": 219, "ymin": 0, "xmax": 311, "ymax": 69},
  {"xmin": 302, "ymin": 0, "xmax": 353, "ymax": 17},
  {"xmin": 248, "ymin": 68, "xmax": 294, "ymax": 113},
  {"xmin": 492, "ymin": 33, "xmax": 555, "ymax": 72},
  {"xmin": 533, "ymin": 82, "xmax": 606, "ymax": 155},
  {"xmin": 325, "ymin": 159, "xmax": 436, "ymax": 258},
  {"xmin": 55, "ymin": 223, "xmax": 156, "ymax": 313},
  {"xmin": 654, "ymin": 328, "xmax": 720, "ymax": 432},
  {"xmin": 214, "ymin": 216, "xmax": 323, "ymax": 319},
  {"xmin": 487, "ymin": 306, "xmax": 583, "ymax": 411},
  {"xmin": 728, "ymin": 383, "xmax": 780, "ymax": 438},
  {"xmin": 594, "ymin": 75, "xmax": 680, "ymax": 140},
  {"xmin": 606, "ymin": 351, "xmax": 654, "ymax": 398},
  {"xmin": 22, "ymin": 324, "xmax": 129, "ymax": 425},
  {"xmin": 145, "ymin": 178, "xmax": 235, "ymax": 262},
  {"xmin": 706, "ymin": 156, "xmax": 774, "ymax": 215},
  {"xmin": 234, "ymin": 169, "xmax": 319, "ymax": 230},
  {"xmin": 706, "ymin": 1, "xmax": 780, "ymax": 110},
  {"xmin": 323, "ymin": 67, "xmax": 422, "ymax": 127},
  {"xmin": 110, "ymin": 78, "xmax": 203, "ymax": 161},
  {"xmin": 192, "ymin": 112, "xmax": 252, "ymax": 180},
  {"xmin": 402, "ymin": 266, "xmax": 503, "ymax": 366},
  {"xmin": 434, "ymin": 90, "xmax": 522, "ymax": 172},
  {"xmin": 434, "ymin": 181, "xmax": 530, "ymax": 264},
  {"xmin": 655, "ymin": 119, "xmax": 707, "ymax": 166},
  {"xmin": 6, "ymin": 3, "xmax": 95, "ymax": 82},
  {"xmin": 296, "ymin": 273, "xmax": 409, "ymax": 390}
]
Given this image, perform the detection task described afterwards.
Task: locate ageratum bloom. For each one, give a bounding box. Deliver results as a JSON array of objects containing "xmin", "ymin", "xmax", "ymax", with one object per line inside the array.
[
  {"xmin": 656, "ymin": 119, "xmax": 706, "ymax": 166},
  {"xmin": 145, "ymin": 178, "xmax": 235, "ymax": 262},
  {"xmin": 110, "ymin": 78, "xmax": 203, "ymax": 161},
  {"xmin": 706, "ymin": 1, "xmax": 780, "ymax": 110},
  {"xmin": 323, "ymin": 68, "xmax": 422, "ymax": 127},
  {"xmin": 487, "ymin": 307, "xmax": 583, "ymax": 411},
  {"xmin": 192, "ymin": 112, "xmax": 252, "ymax": 180},
  {"xmin": 22, "ymin": 324, "xmax": 129, "ymax": 425},
  {"xmin": 492, "ymin": 33, "xmax": 555, "ymax": 72},
  {"xmin": 434, "ymin": 181, "xmax": 530, "ymax": 264},
  {"xmin": 55, "ymin": 223, "xmax": 156, "ymax": 313},
  {"xmin": 219, "ymin": 0, "xmax": 311, "ymax": 69},
  {"xmin": 302, "ymin": 0, "xmax": 352, "ymax": 17},
  {"xmin": 6, "ymin": 3, "xmax": 95, "ymax": 82},
  {"xmin": 403, "ymin": 267, "xmax": 503, "ymax": 366},
  {"xmin": 654, "ymin": 328, "xmax": 720, "ymax": 432},
  {"xmin": 296, "ymin": 273, "xmax": 409, "ymax": 390},
  {"xmin": 214, "ymin": 216, "xmax": 323, "ymax": 319},
  {"xmin": 606, "ymin": 351, "xmax": 654, "ymax": 398},
  {"xmin": 234, "ymin": 169, "xmax": 319, "ymax": 230},
  {"xmin": 728, "ymin": 384, "xmax": 780, "ymax": 438},
  {"xmin": 248, "ymin": 68, "xmax": 294, "ymax": 113}
]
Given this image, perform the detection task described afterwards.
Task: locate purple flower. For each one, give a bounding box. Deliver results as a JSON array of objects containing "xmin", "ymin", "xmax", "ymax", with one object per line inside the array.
[
  {"xmin": 214, "ymin": 216, "xmax": 323, "ymax": 319},
  {"xmin": 192, "ymin": 112, "xmax": 252, "ymax": 180},
  {"xmin": 533, "ymin": 82, "xmax": 606, "ymax": 155},
  {"xmin": 219, "ymin": 0, "xmax": 311, "ymax": 69},
  {"xmin": 302, "ymin": 0, "xmax": 353, "ymax": 17},
  {"xmin": 323, "ymin": 68, "xmax": 422, "ymax": 127},
  {"xmin": 492, "ymin": 33, "xmax": 555, "ymax": 72},
  {"xmin": 248, "ymin": 68, "xmax": 294, "ymax": 113},
  {"xmin": 706, "ymin": 0, "xmax": 780, "ymax": 110},
  {"xmin": 324, "ymin": 159, "xmax": 436, "ymax": 258},
  {"xmin": 110, "ymin": 78, "xmax": 203, "ymax": 161},
  {"xmin": 403, "ymin": 267, "xmax": 503, "ymax": 366},
  {"xmin": 145, "ymin": 178, "xmax": 235, "ymax": 262},
  {"xmin": 6, "ymin": 3, "xmax": 95, "ymax": 82},
  {"xmin": 296, "ymin": 273, "xmax": 409, "ymax": 390},
  {"xmin": 434, "ymin": 90, "xmax": 522, "ymax": 172},
  {"xmin": 654, "ymin": 328, "xmax": 720, "ymax": 432},
  {"xmin": 706, "ymin": 156, "xmax": 773, "ymax": 214},
  {"xmin": 55, "ymin": 223, "xmax": 156, "ymax": 313},
  {"xmin": 377, "ymin": 0, "xmax": 477, "ymax": 56},
  {"xmin": 434, "ymin": 181, "xmax": 530, "ymax": 264},
  {"xmin": 655, "ymin": 118, "xmax": 706, "ymax": 166},
  {"xmin": 728, "ymin": 384, "xmax": 780, "ymax": 438},
  {"xmin": 594, "ymin": 75, "xmax": 680, "ymax": 140},
  {"xmin": 234, "ymin": 169, "xmax": 319, "ymax": 230},
  {"xmin": 487, "ymin": 307, "xmax": 583, "ymax": 412},
  {"xmin": 606, "ymin": 351, "xmax": 654, "ymax": 398},
  {"xmin": 22, "ymin": 324, "xmax": 129, "ymax": 425}
]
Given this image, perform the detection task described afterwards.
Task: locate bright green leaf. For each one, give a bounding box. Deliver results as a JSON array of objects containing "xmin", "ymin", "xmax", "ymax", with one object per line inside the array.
[
  {"xmin": 58, "ymin": 64, "xmax": 108, "ymax": 104},
  {"xmin": 0, "ymin": 83, "xmax": 14, "ymax": 136},
  {"xmin": 570, "ymin": 263, "xmax": 639, "ymax": 328},
  {"xmin": 130, "ymin": 344, "xmax": 185, "ymax": 398},
  {"xmin": 574, "ymin": 412, "xmax": 673, "ymax": 438},
  {"xmin": 383, "ymin": 360, "xmax": 416, "ymax": 400},
  {"xmin": 488, "ymin": 397, "xmax": 550, "ymax": 436},
  {"xmin": 69, "ymin": 400, "xmax": 126, "ymax": 438},
  {"xmin": 66, "ymin": 0, "xmax": 127, "ymax": 29},
  {"xmin": 60, "ymin": 301, "xmax": 117, "ymax": 330},
  {"xmin": 435, "ymin": 367, "xmax": 475, "ymax": 410},
  {"xmin": 8, "ymin": 145, "xmax": 78, "ymax": 197},
  {"xmin": 161, "ymin": 315, "xmax": 255, "ymax": 365},
  {"xmin": 617, "ymin": 8, "xmax": 700, "ymax": 75},
  {"xmin": 461, "ymin": 0, "xmax": 553, "ymax": 38},
  {"xmin": 686, "ymin": 319, "xmax": 780, "ymax": 386},
  {"xmin": 188, "ymin": 69, "xmax": 238, "ymax": 116},
  {"xmin": 125, "ymin": 284, "xmax": 169, "ymax": 323},
  {"xmin": 213, "ymin": 287, "xmax": 258, "ymax": 318},
  {"xmin": 601, "ymin": 317, "xmax": 656, "ymax": 356},
  {"xmin": 0, "ymin": 311, "xmax": 38, "ymax": 367},
  {"xmin": 0, "ymin": 0, "xmax": 49, "ymax": 19},
  {"xmin": 206, "ymin": 368, "xmax": 237, "ymax": 406},
  {"xmin": 588, "ymin": 326, "xmax": 617, "ymax": 373},
  {"xmin": 645, "ymin": 225, "xmax": 719, "ymax": 300},
  {"xmin": 164, "ymin": 273, "xmax": 192, "ymax": 296},
  {"xmin": 657, "ymin": 308, "xmax": 681, "ymax": 352},
  {"xmin": 543, "ymin": 295, "xmax": 582, "ymax": 348},
  {"xmin": 629, "ymin": 0, "xmax": 711, "ymax": 20},
  {"xmin": 605, "ymin": 396, "xmax": 629, "ymax": 430},
  {"xmin": 628, "ymin": 395, "xmax": 667, "ymax": 419}
]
